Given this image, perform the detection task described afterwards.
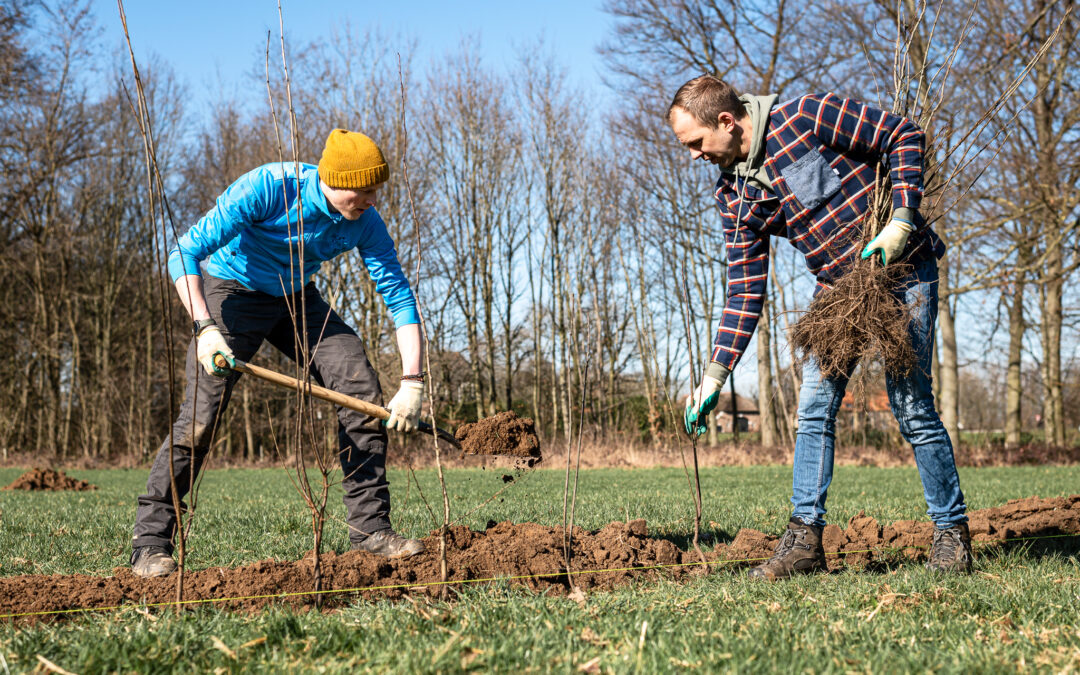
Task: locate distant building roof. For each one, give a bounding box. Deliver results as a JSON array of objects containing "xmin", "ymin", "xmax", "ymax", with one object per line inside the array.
[
  {"xmin": 840, "ymin": 389, "xmax": 891, "ymax": 413},
  {"xmin": 714, "ymin": 392, "xmax": 759, "ymax": 415}
]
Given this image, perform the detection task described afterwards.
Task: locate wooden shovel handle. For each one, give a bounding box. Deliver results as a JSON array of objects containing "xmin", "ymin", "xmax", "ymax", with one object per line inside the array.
[
  {"xmin": 214, "ymin": 355, "xmax": 461, "ymax": 449},
  {"xmin": 218, "ymin": 355, "xmax": 390, "ymax": 421}
]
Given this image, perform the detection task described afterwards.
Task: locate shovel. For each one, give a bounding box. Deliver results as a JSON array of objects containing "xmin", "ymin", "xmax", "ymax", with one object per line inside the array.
[{"xmin": 215, "ymin": 355, "xmax": 462, "ymax": 450}]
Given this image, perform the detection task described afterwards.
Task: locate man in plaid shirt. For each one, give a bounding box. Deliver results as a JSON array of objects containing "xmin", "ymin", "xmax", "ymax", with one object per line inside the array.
[{"xmin": 669, "ymin": 75, "xmax": 971, "ymax": 579}]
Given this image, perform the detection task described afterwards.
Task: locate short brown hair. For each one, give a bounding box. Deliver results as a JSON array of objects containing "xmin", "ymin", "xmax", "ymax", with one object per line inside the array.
[{"xmin": 667, "ymin": 75, "xmax": 745, "ymax": 128}]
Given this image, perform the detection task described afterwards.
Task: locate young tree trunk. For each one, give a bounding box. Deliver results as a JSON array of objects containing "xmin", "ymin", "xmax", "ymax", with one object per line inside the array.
[
  {"xmin": 757, "ymin": 297, "xmax": 778, "ymax": 447},
  {"xmin": 937, "ymin": 256, "xmax": 961, "ymax": 451},
  {"xmin": 242, "ymin": 384, "xmax": 255, "ymax": 460},
  {"xmin": 527, "ymin": 234, "xmax": 545, "ymax": 431},
  {"xmin": 1040, "ymin": 243, "xmax": 1065, "ymax": 445},
  {"xmin": 1004, "ymin": 277, "xmax": 1025, "ymax": 447}
]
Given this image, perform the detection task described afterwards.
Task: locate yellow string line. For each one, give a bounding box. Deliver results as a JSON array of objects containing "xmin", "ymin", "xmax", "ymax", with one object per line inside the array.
[{"xmin": 1, "ymin": 531, "xmax": 1076, "ymax": 620}]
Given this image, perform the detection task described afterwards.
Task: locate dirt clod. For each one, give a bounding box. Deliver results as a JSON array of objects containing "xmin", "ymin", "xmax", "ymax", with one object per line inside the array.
[
  {"xmin": 455, "ymin": 411, "xmax": 542, "ymax": 461},
  {"xmin": 1, "ymin": 468, "xmax": 96, "ymax": 492},
  {"xmin": 1, "ymin": 494, "xmax": 1076, "ymax": 622}
]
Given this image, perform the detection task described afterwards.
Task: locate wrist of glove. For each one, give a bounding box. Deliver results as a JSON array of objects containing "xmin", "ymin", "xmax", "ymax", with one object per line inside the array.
[
  {"xmin": 861, "ymin": 216, "xmax": 915, "ymax": 266},
  {"xmin": 386, "ymin": 379, "xmax": 425, "ymax": 433},
  {"xmin": 684, "ymin": 363, "xmax": 731, "ymax": 438},
  {"xmin": 195, "ymin": 326, "xmax": 235, "ymax": 377}
]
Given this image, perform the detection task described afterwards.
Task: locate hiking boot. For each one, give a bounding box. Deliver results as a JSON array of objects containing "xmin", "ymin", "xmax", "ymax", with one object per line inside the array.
[
  {"xmin": 926, "ymin": 522, "xmax": 972, "ymax": 574},
  {"xmin": 130, "ymin": 545, "xmax": 177, "ymax": 578},
  {"xmin": 351, "ymin": 529, "xmax": 424, "ymax": 559},
  {"xmin": 747, "ymin": 518, "xmax": 827, "ymax": 581}
]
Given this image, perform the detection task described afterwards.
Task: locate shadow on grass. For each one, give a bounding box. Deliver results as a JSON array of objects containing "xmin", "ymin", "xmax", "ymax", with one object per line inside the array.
[
  {"xmin": 978, "ymin": 532, "xmax": 1080, "ymax": 563},
  {"xmin": 663, "ymin": 528, "xmax": 735, "ymax": 552}
]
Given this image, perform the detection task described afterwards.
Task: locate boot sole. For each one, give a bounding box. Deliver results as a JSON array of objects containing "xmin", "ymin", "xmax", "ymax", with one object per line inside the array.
[
  {"xmin": 132, "ymin": 564, "xmax": 177, "ymax": 578},
  {"xmin": 352, "ymin": 545, "xmax": 425, "ymax": 559}
]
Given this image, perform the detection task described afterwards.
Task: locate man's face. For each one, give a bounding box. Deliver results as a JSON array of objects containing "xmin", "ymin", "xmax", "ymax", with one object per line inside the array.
[
  {"xmin": 322, "ymin": 182, "xmax": 380, "ymax": 220},
  {"xmin": 669, "ymin": 106, "xmax": 744, "ymax": 168}
]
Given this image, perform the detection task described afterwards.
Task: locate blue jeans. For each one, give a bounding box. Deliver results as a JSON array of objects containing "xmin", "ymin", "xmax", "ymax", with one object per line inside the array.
[{"xmin": 790, "ymin": 256, "xmax": 967, "ymax": 528}]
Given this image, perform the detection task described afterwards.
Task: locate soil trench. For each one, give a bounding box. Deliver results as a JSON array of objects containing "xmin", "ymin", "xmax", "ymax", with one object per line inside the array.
[
  {"xmin": 1, "ymin": 495, "xmax": 1076, "ymax": 622},
  {"xmin": 1, "ymin": 468, "xmax": 96, "ymax": 492}
]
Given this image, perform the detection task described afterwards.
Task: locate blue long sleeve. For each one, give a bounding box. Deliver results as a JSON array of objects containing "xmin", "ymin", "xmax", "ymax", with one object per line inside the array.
[{"xmin": 167, "ymin": 162, "xmax": 418, "ymax": 327}]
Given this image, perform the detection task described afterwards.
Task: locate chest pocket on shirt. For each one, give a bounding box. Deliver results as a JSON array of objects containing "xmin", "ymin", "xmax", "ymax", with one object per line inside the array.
[{"xmin": 781, "ymin": 148, "xmax": 841, "ymax": 212}]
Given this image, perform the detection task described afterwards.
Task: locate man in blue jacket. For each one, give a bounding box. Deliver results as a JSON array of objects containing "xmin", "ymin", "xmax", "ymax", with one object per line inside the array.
[
  {"xmin": 669, "ymin": 75, "xmax": 971, "ymax": 579},
  {"xmin": 130, "ymin": 129, "xmax": 427, "ymax": 577}
]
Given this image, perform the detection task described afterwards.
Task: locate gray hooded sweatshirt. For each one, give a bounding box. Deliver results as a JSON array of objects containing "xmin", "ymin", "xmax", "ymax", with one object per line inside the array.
[{"xmin": 720, "ymin": 93, "xmax": 779, "ymax": 193}]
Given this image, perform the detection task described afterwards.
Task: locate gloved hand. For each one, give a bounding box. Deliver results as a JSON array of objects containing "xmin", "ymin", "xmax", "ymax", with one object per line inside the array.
[
  {"xmin": 196, "ymin": 325, "xmax": 235, "ymax": 377},
  {"xmin": 386, "ymin": 380, "xmax": 424, "ymax": 433},
  {"xmin": 684, "ymin": 363, "xmax": 731, "ymax": 437},
  {"xmin": 861, "ymin": 216, "xmax": 915, "ymax": 266}
]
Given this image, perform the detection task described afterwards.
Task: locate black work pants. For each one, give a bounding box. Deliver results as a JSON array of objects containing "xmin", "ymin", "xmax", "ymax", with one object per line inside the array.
[{"xmin": 132, "ymin": 276, "xmax": 391, "ymax": 552}]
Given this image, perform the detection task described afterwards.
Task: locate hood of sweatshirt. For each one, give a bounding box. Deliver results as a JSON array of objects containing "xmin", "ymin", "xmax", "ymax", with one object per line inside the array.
[{"xmin": 721, "ymin": 93, "xmax": 779, "ymax": 193}]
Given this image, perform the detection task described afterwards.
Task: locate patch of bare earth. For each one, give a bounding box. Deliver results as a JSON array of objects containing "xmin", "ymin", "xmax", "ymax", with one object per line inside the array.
[
  {"xmin": 1, "ymin": 495, "xmax": 1076, "ymax": 622},
  {"xmin": 1, "ymin": 468, "xmax": 96, "ymax": 492}
]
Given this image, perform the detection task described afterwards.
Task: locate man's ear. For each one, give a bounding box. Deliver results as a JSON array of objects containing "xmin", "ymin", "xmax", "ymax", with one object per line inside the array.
[{"xmin": 716, "ymin": 111, "xmax": 735, "ymax": 130}]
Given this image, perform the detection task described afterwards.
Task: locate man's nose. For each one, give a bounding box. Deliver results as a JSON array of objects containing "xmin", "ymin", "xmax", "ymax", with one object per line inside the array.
[{"xmin": 690, "ymin": 149, "xmax": 703, "ymax": 160}]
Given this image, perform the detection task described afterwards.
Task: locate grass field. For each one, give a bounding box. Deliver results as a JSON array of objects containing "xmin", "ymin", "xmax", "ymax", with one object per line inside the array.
[{"xmin": 1, "ymin": 464, "xmax": 1078, "ymax": 673}]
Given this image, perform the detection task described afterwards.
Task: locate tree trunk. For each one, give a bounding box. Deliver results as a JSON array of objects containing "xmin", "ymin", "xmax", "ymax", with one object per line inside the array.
[
  {"xmin": 1040, "ymin": 243, "xmax": 1065, "ymax": 445},
  {"xmin": 1004, "ymin": 277, "xmax": 1025, "ymax": 447},
  {"xmin": 937, "ymin": 256, "xmax": 961, "ymax": 451},
  {"xmin": 757, "ymin": 297, "xmax": 778, "ymax": 446},
  {"xmin": 242, "ymin": 384, "xmax": 255, "ymax": 460}
]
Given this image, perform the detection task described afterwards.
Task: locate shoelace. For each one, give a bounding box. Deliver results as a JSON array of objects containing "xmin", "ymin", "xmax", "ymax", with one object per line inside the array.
[
  {"xmin": 770, "ymin": 528, "xmax": 798, "ymax": 560},
  {"xmin": 930, "ymin": 528, "xmax": 961, "ymax": 562}
]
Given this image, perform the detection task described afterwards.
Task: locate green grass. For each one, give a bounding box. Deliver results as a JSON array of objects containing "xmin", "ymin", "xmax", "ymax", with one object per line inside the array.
[{"xmin": 1, "ymin": 465, "xmax": 1078, "ymax": 673}]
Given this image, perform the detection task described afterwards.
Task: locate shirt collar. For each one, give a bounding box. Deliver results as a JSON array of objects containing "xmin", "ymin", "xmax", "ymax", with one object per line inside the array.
[{"xmin": 305, "ymin": 167, "xmax": 344, "ymax": 222}]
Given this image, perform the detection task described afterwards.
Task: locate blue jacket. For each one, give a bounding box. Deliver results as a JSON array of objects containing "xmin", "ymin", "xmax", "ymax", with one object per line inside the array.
[{"xmin": 168, "ymin": 162, "xmax": 419, "ymax": 327}]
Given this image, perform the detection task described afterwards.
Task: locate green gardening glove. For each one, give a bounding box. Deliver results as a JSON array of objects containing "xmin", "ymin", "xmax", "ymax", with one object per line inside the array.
[
  {"xmin": 684, "ymin": 363, "xmax": 731, "ymax": 437},
  {"xmin": 861, "ymin": 215, "xmax": 915, "ymax": 266}
]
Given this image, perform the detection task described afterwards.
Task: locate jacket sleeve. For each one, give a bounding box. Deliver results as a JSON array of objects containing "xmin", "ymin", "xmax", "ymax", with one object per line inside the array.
[
  {"xmin": 710, "ymin": 188, "xmax": 771, "ymax": 371},
  {"xmin": 167, "ymin": 168, "xmax": 275, "ymax": 281},
  {"xmin": 356, "ymin": 209, "xmax": 420, "ymax": 328},
  {"xmin": 796, "ymin": 93, "xmax": 925, "ymax": 218}
]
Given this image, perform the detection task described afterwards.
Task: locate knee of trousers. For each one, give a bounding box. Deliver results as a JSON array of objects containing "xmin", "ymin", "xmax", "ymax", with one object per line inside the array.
[
  {"xmin": 796, "ymin": 389, "xmax": 843, "ymax": 425},
  {"xmin": 900, "ymin": 421, "xmax": 951, "ymax": 448},
  {"xmin": 339, "ymin": 440, "xmax": 387, "ymax": 465},
  {"xmin": 336, "ymin": 407, "xmax": 391, "ymax": 439},
  {"xmin": 895, "ymin": 404, "xmax": 949, "ymax": 443},
  {"xmin": 796, "ymin": 406, "xmax": 840, "ymax": 431},
  {"xmin": 170, "ymin": 421, "xmax": 218, "ymax": 451}
]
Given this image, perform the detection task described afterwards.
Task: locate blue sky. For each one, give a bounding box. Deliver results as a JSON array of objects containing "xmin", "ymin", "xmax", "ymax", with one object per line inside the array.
[{"xmin": 97, "ymin": 1, "xmax": 612, "ymax": 116}]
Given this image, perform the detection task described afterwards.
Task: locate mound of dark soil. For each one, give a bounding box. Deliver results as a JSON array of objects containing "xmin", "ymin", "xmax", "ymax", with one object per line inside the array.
[
  {"xmin": 1, "ymin": 495, "xmax": 1076, "ymax": 622},
  {"xmin": 455, "ymin": 411, "xmax": 541, "ymax": 462},
  {"xmin": 1, "ymin": 468, "xmax": 96, "ymax": 492}
]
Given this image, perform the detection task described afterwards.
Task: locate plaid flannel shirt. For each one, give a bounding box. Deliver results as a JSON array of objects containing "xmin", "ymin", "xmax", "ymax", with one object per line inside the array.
[{"xmin": 710, "ymin": 93, "xmax": 946, "ymax": 370}]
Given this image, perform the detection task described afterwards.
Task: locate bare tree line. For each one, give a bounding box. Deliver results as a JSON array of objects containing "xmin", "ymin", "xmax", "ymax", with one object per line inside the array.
[{"xmin": 2, "ymin": 0, "xmax": 1078, "ymax": 462}]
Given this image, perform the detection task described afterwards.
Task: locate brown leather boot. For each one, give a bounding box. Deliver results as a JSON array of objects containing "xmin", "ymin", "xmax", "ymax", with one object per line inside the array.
[
  {"xmin": 926, "ymin": 522, "xmax": 973, "ymax": 573},
  {"xmin": 747, "ymin": 518, "xmax": 827, "ymax": 581}
]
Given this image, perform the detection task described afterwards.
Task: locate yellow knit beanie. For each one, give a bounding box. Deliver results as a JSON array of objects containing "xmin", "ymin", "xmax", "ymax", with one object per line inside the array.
[{"xmin": 317, "ymin": 129, "xmax": 389, "ymax": 189}]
